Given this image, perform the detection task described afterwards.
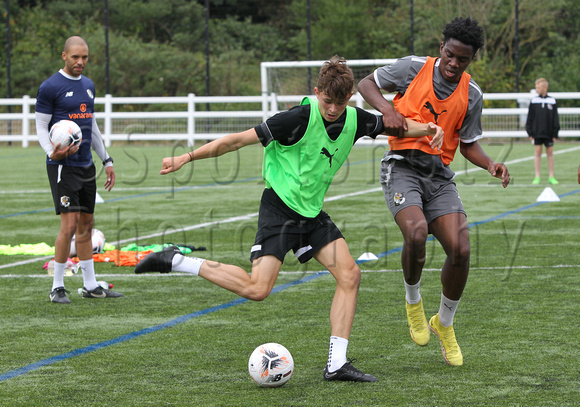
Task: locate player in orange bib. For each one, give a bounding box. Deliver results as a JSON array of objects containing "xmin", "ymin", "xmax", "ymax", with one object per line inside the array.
[{"xmin": 358, "ymin": 17, "xmax": 510, "ymax": 366}]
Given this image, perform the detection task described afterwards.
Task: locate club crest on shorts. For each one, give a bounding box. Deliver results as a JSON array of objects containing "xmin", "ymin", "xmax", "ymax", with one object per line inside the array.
[
  {"xmin": 60, "ymin": 195, "xmax": 71, "ymax": 207},
  {"xmin": 394, "ymin": 192, "xmax": 405, "ymax": 206}
]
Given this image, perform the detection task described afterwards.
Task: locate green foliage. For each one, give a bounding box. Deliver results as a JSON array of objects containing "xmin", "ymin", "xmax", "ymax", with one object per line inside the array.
[
  {"xmin": 468, "ymin": 57, "xmax": 516, "ymax": 95},
  {"xmin": 207, "ymin": 16, "xmax": 288, "ymax": 96},
  {"xmin": 3, "ymin": 5, "xmax": 77, "ymax": 97},
  {"xmin": 284, "ymin": 0, "xmax": 405, "ymax": 60},
  {"xmin": 1, "ymin": 0, "xmax": 580, "ymax": 97},
  {"xmin": 366, "ymin": 1, "xmax": 413, "ymax": 59},
  {"xmin": 86, "ymin": 29, "xmax": 206, "ymax": 97},
  {"xmin": 519, "ymin": 0, "xmax": 580, "ymax": 96},
  {"xmin": 210, "ymin": 16, "xmax": 286, "ymax": 61},
  {"xmin": 106, "ymin": 0, "xmax": 205, "ymax": 50},
  {"xmin": 308, "ymin": 0, "xmax": 375, "ymax": 60},
  {"xmin": 38, "ymin": 0, "xmax": 206, "ymax": 50}
]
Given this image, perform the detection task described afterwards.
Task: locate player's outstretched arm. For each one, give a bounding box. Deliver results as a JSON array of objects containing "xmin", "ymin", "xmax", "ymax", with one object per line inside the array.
[
  {"xmin": 460, "ymin": 141, "xmax": 510, "ymax": 188},
  {"xmin": 160, "ymin": 128, "xmax": 260, "ymax": 175},
  {"xmin": 404, "ymin": 119, "xmax": 444, "ymax": 150},
  {"xmin": 358, "ymin": 74, "xmax": 408, "ymax": 137}
]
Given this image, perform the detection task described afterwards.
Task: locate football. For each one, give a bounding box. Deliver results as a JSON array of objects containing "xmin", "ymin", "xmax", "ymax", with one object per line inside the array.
[
  {"xmin": 69, "ymin": 229, "xmax": 106, "ymax": 257},
  {"xmin": 49, "ymin": 120, "xmax": 82, "ymax": 148},
  {"xmin": 248, "ymin": 343, "xmax": 294, "ymax": 388}
]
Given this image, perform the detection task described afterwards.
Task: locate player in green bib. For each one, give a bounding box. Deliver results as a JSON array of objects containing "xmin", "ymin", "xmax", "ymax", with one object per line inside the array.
[
  {"xmin": 262, "ymin": 95, "xmax": 357, "ymax": 218},
  {"xmin": 136, "ymin": 56, "xmax": 443, "ymax": 382}
]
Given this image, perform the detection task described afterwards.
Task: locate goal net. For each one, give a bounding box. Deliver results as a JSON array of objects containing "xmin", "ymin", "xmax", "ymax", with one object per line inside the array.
[{"xmin": 261, "ymin": 59, "xmax": 397, "ymax": 109}]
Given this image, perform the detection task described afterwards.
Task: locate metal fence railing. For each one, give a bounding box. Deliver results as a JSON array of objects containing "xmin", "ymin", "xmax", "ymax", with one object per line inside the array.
[{"xmin": 1, "ymin": 92, "xmax": 579, "ymax": 148}]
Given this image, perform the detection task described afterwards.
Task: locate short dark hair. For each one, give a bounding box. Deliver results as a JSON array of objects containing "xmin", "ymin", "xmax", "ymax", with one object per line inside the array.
[
  {"xmin": 442, "ymin": 17, "xmax": 484, "ymax": 55},
  {"xmin": 317, "ymin": 55, "xmax": 354, "ymax": 102}
]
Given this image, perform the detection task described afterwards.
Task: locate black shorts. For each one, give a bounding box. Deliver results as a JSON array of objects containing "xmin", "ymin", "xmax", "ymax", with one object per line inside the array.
[
  {"xmin": 250, "ymin": 188, "xmax": 344, "ymax": 264},
  {"xmin": 532, "ymin": 137, "xmax": 554, "ymax": 147},
  {"xmin": 47, "ymin": 164, "xmax": 97, "ymax": 215}
]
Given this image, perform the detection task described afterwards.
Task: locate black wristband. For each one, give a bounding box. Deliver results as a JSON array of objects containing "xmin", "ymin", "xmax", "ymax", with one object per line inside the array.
[{"xmin": 103, "ymin": 157, "xmax": 114, "ymax": 166}]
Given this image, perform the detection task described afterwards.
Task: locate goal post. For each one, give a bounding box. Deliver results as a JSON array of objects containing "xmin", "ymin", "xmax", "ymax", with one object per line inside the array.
[{"xmin": 260, "ymin": 59, "xmax": 397, "ymax": 119}]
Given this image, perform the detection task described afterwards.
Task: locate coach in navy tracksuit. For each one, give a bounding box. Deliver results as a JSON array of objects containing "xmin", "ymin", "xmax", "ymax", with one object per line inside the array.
[
  {"xmin": 35, "ymin": 36, "xmax": 122, "ymax": 303},
  {"xmin": 526, "ymin": 77, "xmax": 560, "ymax": 185}
]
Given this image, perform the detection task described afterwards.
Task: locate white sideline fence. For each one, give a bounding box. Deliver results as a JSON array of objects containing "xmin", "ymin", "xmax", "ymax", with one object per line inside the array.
[{"xmin": 1, "ymin": 91, "xmax": 580, "ymax": 148}]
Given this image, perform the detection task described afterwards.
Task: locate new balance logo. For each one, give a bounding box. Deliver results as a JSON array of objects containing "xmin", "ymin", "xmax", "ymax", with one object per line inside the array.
[{"xmin": 66, "ymin": 92, "xmax": 74, "ymax": 97}]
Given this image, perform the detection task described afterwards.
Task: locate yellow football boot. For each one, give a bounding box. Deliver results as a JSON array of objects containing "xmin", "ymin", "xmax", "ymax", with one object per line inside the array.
[
  {"xmin": 406, "ymin": 298, "xmax": 430, "ymax": 346},
  {"xmin": 429, "ymin": 313, "xmax": 463, "ymax": 366}
]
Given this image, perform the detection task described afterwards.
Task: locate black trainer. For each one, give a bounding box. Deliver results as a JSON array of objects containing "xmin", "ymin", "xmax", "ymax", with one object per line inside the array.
[
  {"xmin": 323, "ymin": 360, "xmax": 378, "ymax": 382},
  {"xmin": 134, "ymin": 245, "xmax": 182, "ymax": 274},
  {"xmin": 49, "ymin": 287, "xmax": 71, "ymax": 304},
  {"xmin": 82, "ymin": 286, "xmax": 124, "ymax": 298}
]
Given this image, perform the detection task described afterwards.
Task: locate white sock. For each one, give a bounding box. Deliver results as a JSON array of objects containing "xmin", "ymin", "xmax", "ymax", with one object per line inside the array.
[
  {"xmin": 327, "ymin": 336, "xmax": 348, "ymax": 373},
  {"xmin": 79, "ymin": 259, "xmax": 98, "ymax": 291},
  {"xmin": 404, "ymin": 278, "xmax": 422, "ymax": 304},
  {"xmin": 439, "ymin": 293, "xmax": 460, "ymax": 327},
  {"xmin": 52, "ymin": 261, "xmax": 66, "ymax": 291},
  {"xmin": 172, "ymin": 254, "xmax": 206, "ymax": 275}
]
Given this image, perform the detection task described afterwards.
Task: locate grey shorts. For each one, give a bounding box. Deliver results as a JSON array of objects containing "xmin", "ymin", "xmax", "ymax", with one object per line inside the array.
[{"xmin": 379, "ymin": 157, "xmax": 465, "ymax": 224}]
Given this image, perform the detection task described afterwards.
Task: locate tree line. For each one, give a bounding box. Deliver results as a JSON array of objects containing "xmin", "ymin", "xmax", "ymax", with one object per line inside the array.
[{"xmin": 1, "ymin": 0, "xmax": 579, "ymax": 104}]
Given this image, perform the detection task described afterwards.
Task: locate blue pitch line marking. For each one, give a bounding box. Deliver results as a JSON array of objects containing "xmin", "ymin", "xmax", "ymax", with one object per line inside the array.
[
  {"xmin": 372, "ymin": 188, "xmax": 580, "ymax": 260},
  {"xmin": 0, "ymin": 158, "xmax": 378, "ymax": 219},
  {"xmin": 0, "ymin": 207, "xmax": 54, "ymax": 218},
  {"xmin": 2, "ymin": 189, "xmax": 580, "ymax": 382},
  {"xmin": 0, "ymin": 177, "xmax": 262, "ymax": 219},
  {"xmin": 0, "ymin": 158, "xmax": 376, "ymax": 218},
  {"xmin": 0, "ymin": 272, "xmax": 325, "ymax": 383}
]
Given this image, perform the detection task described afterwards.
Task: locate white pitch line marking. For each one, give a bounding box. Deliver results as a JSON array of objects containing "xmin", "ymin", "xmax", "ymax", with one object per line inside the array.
[{"xmin": 2, "ymin": 147, "xmax": 580, "ymax": 270}]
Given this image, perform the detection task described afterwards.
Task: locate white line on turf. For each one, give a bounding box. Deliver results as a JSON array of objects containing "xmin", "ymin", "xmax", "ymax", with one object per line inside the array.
[
  {"xmin": 2, "ymin": 146, "xmax": 580, "ymax": 271},
  {"xmin": 0, "ymin": 184, "xmax": 239, "ymax": 195},
  {"xmin": 2, "ymin": 145, "xmax": 579, "ymax": 195},
  {"xmin": 2, "ymin": 264, "xmax": 578, "ymax": 278}
]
